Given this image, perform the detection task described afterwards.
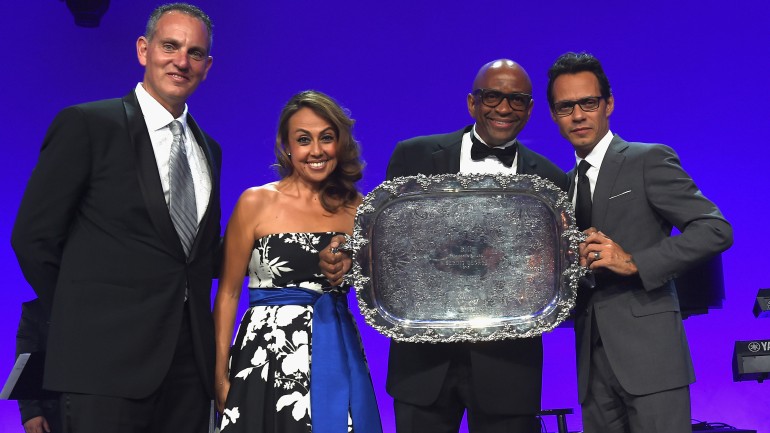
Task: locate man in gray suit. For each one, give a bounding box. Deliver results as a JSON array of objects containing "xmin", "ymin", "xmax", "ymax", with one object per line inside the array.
[{"xmin": 546, "ymin": 52, "xmax": 733, "ymax": 433}]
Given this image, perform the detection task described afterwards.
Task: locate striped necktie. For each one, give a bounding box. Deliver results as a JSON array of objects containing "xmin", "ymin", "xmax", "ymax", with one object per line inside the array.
[{"xmin": 168, "ymin": 120, "xmax": 197, "ymax": 256}]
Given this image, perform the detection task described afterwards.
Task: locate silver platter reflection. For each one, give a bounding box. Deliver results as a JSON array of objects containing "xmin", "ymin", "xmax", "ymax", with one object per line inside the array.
[{"xmin": 344, "ymin": 173, "xmax": 586, "ymax": 343}]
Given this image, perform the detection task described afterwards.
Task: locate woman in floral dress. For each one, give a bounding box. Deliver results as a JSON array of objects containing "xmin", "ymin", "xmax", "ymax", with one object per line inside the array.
[{"xmin": 213, "ymin": 91, "xmax": 381, "ymax": 433}]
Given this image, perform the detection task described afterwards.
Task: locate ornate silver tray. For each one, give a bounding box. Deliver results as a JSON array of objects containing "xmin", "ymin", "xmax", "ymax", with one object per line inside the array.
[{"xmin": 344, "ymin": 173, "xmax": 585, "ymax": 343}]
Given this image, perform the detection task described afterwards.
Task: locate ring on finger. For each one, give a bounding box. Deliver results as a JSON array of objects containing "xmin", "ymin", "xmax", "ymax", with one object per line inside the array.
[{"xmin": 593, "ymin": 251, "xmax": 601, "ymax": 260}]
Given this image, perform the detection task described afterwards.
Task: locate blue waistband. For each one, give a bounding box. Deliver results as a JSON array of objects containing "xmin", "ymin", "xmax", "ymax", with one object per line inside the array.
[
  {"xmin": 248, "ymin": 287, "xmax": 382, "ymax": 433},
  {"xmin": 249, "ymin": 286, "xmax": 320, "ymax": 306}
]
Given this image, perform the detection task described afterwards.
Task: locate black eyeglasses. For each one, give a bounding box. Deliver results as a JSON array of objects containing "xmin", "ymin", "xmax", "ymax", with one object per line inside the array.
[
  {"xmin": 552, "ymin": 96, "xmax": 604, "ymax": 117},
  {"xmin": 474, "ymin": 89, "xmax": 532, "ymax": 111}
]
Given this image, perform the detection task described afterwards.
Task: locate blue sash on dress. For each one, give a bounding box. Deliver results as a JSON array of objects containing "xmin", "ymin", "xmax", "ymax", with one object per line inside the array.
[{"xmin": 250, "ymin": 287, "xmax": 382, "ymax": 433}]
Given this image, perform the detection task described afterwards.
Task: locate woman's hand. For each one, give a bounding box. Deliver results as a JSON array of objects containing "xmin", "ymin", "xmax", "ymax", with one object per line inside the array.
[
  {"xmin": 319, "ymin": 234, "xmax": 352, "ymax": 286},
  {"xmin": 215, "ymin": 376, "xmax": 231, "ymax": 414}
]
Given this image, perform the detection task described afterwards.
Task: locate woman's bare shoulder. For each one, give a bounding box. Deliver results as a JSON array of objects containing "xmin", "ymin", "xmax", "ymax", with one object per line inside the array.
[{"xmin": 239, "ymin": 182, "xmax": 280, "ymax": 202}]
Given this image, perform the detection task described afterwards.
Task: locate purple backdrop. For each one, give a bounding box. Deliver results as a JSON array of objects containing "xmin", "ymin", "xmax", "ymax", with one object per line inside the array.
[{"xmin": 1, "ymin": 1, "xmax": 768, "ymax": 431}]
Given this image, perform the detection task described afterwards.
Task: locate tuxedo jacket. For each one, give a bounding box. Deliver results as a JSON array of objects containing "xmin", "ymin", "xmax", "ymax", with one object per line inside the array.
[
  {"xmin": 384, "ymin": 126, "xmax": 568, "ymax": 415},
  {"xmin": 11, "ymin": 91, "xmax": 221, "ymax": 399},
  {"xmin": 569, "ymin": 135, "xmax": 732, "ymax": 402}
]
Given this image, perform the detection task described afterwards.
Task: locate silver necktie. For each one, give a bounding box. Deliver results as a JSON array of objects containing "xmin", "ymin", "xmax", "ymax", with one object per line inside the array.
[{"xmin": 168, "ymin": 120, "xmax": 197, "ymax": 256}]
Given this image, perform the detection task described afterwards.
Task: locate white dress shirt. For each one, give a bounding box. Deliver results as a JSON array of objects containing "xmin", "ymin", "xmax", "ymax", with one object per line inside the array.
[
  {"xmin": 134, "ymin": 83, "xmax": 211, "ymax": 224},
  {"xmin": 572, "ymin": 129, "xmax": 614, "ymax": 204},
  {"xmin": 459, "ymin": 125, "xmax": 519, "ymax": 174}
]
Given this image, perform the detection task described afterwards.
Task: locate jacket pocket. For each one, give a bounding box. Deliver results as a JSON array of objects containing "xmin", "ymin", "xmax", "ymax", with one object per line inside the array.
[{"xmin": 630, "ymin": 288, "xmax": 680, "ymax": 317}]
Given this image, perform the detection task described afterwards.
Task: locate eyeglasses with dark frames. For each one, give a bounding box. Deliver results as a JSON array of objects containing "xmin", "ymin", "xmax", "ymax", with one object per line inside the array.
[
  {"xmin": 473, "ymin": 89, "xmax": 532, "ymax": 111},
  {"xmin": 552, "ymin": 96, "xmax": 604, "ymax": 117}
]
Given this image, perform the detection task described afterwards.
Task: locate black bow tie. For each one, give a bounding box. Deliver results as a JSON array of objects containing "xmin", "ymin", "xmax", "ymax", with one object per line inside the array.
[{"xmin": 470, "ymin": 134, "xmax": 517, "ymax": 168}]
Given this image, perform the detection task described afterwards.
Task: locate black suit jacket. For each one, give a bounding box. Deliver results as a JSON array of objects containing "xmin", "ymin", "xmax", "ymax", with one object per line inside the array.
[
  {"xmin": 12, "ymin": 91, "xmax": 221, "ymax": 399},
  {"xmin": 384, "ymin": 126, "xmax": 568, "ymax": 415},
  {"xmin": 16, "ymin": 299, "xmax": 60, "ymax": 431},
  {"xmin": 567, "ymin": 135, "xmax": 732, "ymax": 402}
]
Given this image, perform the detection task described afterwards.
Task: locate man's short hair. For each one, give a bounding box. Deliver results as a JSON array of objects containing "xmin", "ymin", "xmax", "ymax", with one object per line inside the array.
[
  {"xmin": 145, "ymin": 3, "xmax": 213, "ymax": 52},
  {"xmin": 547, "ymin": 52, "xmax": 611, "ymax": 107}
]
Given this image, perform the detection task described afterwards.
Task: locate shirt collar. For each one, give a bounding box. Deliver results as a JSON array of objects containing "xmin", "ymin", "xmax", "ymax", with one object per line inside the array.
[
  {"xmin": 575, "ymin": 129, "xmax": 613, "ymax": 169},
  {"xmin": 134, "ymin": 82, "xmax": 189, "ymax": 133}
]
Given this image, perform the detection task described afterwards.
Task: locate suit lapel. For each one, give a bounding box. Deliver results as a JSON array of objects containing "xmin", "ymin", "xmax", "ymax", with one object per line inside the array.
[
  {"xmin": 515, "ymin": 141, "xmax": 538, "ymax": 175},
  {"xmin": 431, "ymin": 127, "xmax": 467, "ymax": 174},
  {"xmin": 593, "ymin": 136, "xmax": 628, "ymax": 229},
  {"xmin": 123, "ymin": 91, "xmax": 185, "ymax": 259},
  {"xmin": 567, "ymin": 166, "xmax": 577, "ymax": 202},
  {"xmin": 432, "ymin": 144, "xmax": 461, "ymax": 174},
  {"xmin": 186, "ymin": 114, "xmax": 217, "ymax": 258}
]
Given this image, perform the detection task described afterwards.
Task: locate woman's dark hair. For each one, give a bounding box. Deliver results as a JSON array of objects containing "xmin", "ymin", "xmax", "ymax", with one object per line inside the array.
[{"xmin": 274, "ymin": 90, "xmax": 363, "ymax": 213}]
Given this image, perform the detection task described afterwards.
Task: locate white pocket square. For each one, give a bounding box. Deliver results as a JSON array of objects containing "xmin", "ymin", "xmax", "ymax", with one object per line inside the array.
[{"xmin": 609, "ymin": 190, "xmax": 632, "ymax": 200}]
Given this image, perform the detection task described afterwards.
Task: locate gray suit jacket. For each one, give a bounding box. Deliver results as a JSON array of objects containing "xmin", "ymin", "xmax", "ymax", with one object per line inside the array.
[{"xmin": 571, "ymin": 135, "xmax": 732, "ymax": 401}]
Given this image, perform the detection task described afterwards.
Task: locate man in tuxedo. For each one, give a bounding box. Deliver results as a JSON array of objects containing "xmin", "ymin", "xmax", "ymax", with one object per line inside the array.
[
  {"xmin": 11, "ymin": 4, "xmax": 220, "ymax": 433},
  {"xmin": 383, "ymin": 59, "xmax": 566, "ymax": 433},
  {"xmin": 320, "ymin": 60, "xmax": 566, "ymax": 433},
  {"xmin": 546, "ymin": 52, "xmax": 733, "ymax": 432}
]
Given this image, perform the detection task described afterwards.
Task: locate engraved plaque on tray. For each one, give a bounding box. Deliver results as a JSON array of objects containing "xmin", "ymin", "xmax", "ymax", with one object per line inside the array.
[{"xmin": 344, "ymin": 173, "xmax": 586, "ymax": 343}]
